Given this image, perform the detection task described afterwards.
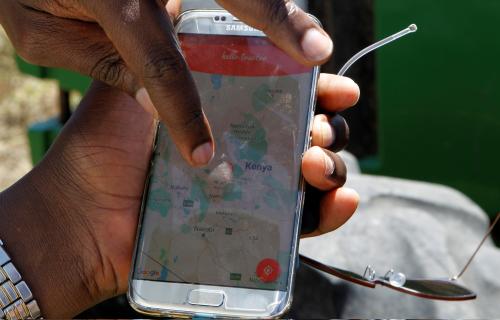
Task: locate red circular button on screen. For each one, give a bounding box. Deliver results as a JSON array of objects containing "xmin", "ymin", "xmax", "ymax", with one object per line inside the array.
[{"xmin": 256, "ymin": 259, "xmax": 281, "ymax": 283}]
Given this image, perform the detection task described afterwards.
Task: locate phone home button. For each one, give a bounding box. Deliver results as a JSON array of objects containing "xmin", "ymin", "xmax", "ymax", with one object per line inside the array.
[{"xmin": 188, "ymin": 289, "xmax": 225, "ymax": 307}]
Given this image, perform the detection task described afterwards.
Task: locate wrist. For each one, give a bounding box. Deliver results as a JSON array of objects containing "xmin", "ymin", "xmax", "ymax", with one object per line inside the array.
[{"xmin": 0, "ymin": 161, "xmax": 106, "ymax": 318}]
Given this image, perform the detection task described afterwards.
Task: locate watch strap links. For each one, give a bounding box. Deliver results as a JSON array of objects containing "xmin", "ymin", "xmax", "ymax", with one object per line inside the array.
[{"xmin": 0, "ymin": 241, "xmax": 41, "ymax": 320}]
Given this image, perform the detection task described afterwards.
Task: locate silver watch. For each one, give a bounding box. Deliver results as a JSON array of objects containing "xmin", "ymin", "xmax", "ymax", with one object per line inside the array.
[{"xmin": 0, "ymin": 240, "xmax": 41, "ymax": 320}]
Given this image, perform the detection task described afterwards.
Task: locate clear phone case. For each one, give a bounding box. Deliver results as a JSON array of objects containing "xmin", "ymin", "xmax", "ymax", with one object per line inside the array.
[{"xmin": 128, "ymin": 10, "xmax": 320, "ymax": 318}]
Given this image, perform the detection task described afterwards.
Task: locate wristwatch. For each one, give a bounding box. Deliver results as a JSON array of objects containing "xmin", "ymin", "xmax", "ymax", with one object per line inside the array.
[{"xmin": 0, "ymin": 240, "xmax": 41, "ymax": 320}]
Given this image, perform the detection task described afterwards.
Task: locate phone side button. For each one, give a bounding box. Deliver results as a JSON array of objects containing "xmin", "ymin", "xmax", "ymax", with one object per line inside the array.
[{"xmin": 188, "ymin": 289, "xmax": 225, "ymax": 307}]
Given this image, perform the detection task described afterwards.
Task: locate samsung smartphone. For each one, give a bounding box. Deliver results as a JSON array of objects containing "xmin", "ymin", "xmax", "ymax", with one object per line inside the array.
[{"xmin": 128, "ymin": 10, "xmax": 320, "ymax": 318}]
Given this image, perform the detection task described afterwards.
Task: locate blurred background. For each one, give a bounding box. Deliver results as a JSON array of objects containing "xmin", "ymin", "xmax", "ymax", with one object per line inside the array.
[
  {"xmin": 0, "ymin": 0, "xmax": 499, "ymax": 317},
  {"xmin": 0, "ymin": 28, "xmax": 58, "ymax": 190}
]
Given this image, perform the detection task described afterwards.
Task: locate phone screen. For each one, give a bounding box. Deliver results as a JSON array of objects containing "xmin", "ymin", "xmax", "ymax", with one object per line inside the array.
[{"xmin": 134, "ymin": 33, "xmax": 315, "ymax": 291}]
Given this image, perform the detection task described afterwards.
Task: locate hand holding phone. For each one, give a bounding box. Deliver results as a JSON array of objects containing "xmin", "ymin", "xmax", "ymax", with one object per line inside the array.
[
  {"xmin": 3, "ymin": 69, "xmax": 357, "ymax": 318},
  {"xmin": 128, "ymin": 10, "xmax": 358, "ymax": 318}
]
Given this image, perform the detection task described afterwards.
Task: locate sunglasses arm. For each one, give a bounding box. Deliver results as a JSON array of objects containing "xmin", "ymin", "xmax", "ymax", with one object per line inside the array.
[{"xmin": 452, "ymin": 213, "xmax": 500, "ymax": 280}]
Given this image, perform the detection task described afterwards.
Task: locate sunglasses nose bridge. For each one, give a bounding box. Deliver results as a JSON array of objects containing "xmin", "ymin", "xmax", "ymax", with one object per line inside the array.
[
  {"xmin": 364, "ymin": 266, "xmax": 408, "ymax": 288},
  {"xmin": 383, "ymin": 270, "xmax": 407, "ymax": 288},
  {"xmin": 363, "ymin": 265, "xmax": 377, "ymax": 281}
]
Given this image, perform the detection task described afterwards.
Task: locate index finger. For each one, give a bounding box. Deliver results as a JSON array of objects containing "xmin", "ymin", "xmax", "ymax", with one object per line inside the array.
[
  {"xmin": 92, "ymin": 0, "xmax": 214, "ymax": 167},
  {"xmin": 216, "ymin": 0, "xmax": 333, "ymax": 66}
]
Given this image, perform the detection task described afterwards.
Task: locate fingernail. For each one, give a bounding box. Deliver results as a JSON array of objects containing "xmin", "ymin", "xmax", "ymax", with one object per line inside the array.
[
  {"xmin": 329, "ymin": 115, "xmax": 350, "ymax": 153},
  {"xmin": 324, "ymin": 149, "xmax": 348, "ymax": 187},
  {"xmin": 319, "ymin": 116, "xmax": 335, "ymax": 147},
  {"xmin": 302, "ymin": 28, "xmax": 333, "ymax": 62},
  {"xmin": 192, "ymin": 142, "xmax": 214, "ymax": 166},
  {"xmin": 135, "ymin": 88, "xmax": 159, "ymax": 119},
  {"xmin": 324, "ymin": 151, "xmax": 335, "ymax": 176}
]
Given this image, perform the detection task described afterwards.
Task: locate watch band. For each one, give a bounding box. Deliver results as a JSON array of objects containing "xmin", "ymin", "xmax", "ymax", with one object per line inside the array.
[{"xmin": 0, "ymin": 240, "xmax": 41, "ymax": 320}]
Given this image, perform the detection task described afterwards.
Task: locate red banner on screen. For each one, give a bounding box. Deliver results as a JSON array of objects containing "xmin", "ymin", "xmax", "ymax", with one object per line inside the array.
[{"xmin": 179, "ymin": 34, "xmax": 311, "ymax": 76}]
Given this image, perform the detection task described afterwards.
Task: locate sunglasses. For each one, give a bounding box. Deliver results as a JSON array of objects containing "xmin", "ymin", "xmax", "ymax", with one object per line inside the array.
[
  {"xmin": 300, "ymin": 213, "xmax": 499, "ymax": 301},
  {"xmin": 300, "ymin": 25, "xmax": 498, "ymax": 301}
]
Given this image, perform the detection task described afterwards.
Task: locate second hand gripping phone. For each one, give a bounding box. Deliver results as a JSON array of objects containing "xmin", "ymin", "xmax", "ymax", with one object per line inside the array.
[{"xmin": 129, "ymin": 10, "xmax": 320, "ymax": 318}]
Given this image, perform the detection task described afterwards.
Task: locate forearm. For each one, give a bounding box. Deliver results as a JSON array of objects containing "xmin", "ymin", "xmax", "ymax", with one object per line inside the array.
[{"xmin": 0, "ymin": 165, "xmax": 97, "ymax": 318}]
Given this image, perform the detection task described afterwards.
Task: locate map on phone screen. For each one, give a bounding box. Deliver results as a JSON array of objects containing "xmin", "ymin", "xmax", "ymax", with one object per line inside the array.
[{"xmin": 134, "ymin": 34, "xmax": 315, "ymax": 291}]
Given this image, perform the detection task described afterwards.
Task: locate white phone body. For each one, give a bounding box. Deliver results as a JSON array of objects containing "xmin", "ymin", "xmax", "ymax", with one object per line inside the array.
[{"xmin": 128, "ymin": 10, "xmax": 320, "ymax": 319}]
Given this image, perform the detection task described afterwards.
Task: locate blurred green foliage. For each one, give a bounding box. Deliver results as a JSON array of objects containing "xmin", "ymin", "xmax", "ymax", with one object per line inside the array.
[{"xmin": 0, "ymin": 28, "xmax": 58, "ymax": 190}]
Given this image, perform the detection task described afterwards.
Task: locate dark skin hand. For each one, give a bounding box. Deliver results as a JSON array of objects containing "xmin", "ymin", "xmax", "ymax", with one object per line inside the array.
[
  {"xmin": 0, "ymin": 0, "xmax": 358, "ymax": 316},
  {"xmin": 0, "ymin": 74, "xmax": 359, "ymax": 318},
  {"xmin": 0, "ymin": 0, "xmax": 334, "ymax": 166}
]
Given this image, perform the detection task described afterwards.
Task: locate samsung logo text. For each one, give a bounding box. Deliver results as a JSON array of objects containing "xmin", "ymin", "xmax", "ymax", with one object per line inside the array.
[{"xmin": 226, "ymin": 24, "xmax": 258, "ymax": 32}]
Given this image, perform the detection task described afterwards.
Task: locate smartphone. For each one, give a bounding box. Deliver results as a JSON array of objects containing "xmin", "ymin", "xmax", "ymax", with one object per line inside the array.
[{"xmin": 128, "ymin": 10, "xmax": 320, "ymax": 318}]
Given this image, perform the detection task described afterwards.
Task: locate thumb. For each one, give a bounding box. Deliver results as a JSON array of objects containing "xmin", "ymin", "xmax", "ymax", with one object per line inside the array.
[{"xmin": 216, "ymin": 0, "xmax": 333, "ymax": 66}]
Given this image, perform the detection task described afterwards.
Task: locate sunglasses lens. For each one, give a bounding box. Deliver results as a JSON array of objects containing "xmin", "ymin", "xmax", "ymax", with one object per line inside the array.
[{"xmin": 383, "ymin": 279, "xmax": 477, "ymax": 301}]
